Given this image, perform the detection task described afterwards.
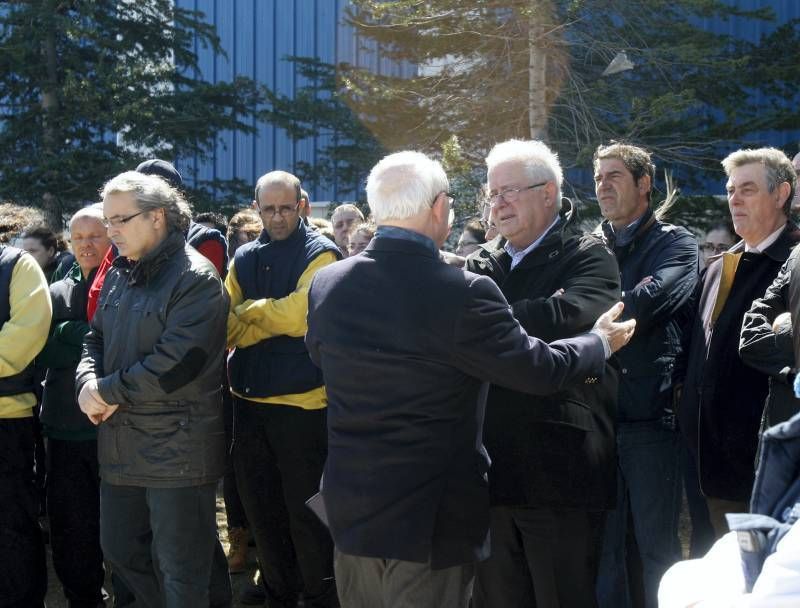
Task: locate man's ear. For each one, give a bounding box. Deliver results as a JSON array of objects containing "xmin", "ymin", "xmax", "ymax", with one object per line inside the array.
[
  {"xmin": 544, "ymin": 182, "xmax": 558, "ymax": 208},
  {"xmin": 251, "ymin": 200, "xmax": 258, "ymax": 211},
  {"xmin": 776, "ymin": 182, "xmax": 791, "ymax": 210},
  {"xmin": 637, "ymin": 174, "xmax": 652, "ymax": 197}
]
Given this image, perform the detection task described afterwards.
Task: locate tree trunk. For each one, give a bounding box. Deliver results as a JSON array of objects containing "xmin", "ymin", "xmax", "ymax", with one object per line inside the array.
[
  {"xmin": 528, "ymin": 0, "xmax": 552, "ymax": 142},
  {"xmin": 41, "ymin": 0, "xmax": 62, "ymax": 229}
]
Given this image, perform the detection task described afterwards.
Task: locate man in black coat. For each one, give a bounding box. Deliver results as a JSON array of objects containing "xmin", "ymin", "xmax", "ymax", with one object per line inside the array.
[
  {"xmin": 76, "ymin": 171, "xmax": 229, "ymax": 608},
  {"xmin": 679, "ymin": 147, "xmax": 799, "ymax": 538},
  {"xmin": 465, "ymin": 139, "xmax": 621, "ymax": 608},
  {"xmin": 305, "ymin": 150, "xmax": 636, "ymax": 608}
]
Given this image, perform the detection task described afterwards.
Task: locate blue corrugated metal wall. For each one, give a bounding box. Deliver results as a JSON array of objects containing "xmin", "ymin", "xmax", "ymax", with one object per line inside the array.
[
  {"xmin": 174, "ymin": 0, "xmax": 414, "ymax": 204},
  {"xmin": 695, "ymin": 0, "xmax": 800, "ymax": 152},
  {"xmin": 176, "ymin": 0, "xmax": 799, "ymax": 203}
]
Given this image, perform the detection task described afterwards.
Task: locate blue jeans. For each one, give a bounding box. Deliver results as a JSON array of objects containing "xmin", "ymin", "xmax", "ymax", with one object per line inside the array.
[
  {"xmin": 100, "ymin": 482, "xmax": 222, "ymax": 608},
  {"xmin": 596, "ymin": 422, "xmax": 682, "ymax": 608}
]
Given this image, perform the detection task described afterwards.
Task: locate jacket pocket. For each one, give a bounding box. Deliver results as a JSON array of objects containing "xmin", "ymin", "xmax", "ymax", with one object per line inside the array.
[{"xmin": 119, "ymin": 406, "xmax": 190, "ymax": 477}]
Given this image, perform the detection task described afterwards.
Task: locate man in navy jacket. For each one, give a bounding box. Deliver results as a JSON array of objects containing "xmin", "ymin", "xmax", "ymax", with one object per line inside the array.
[{"xmin": 305, "ymin": 150, "xmax": 636, "ymax": 608}]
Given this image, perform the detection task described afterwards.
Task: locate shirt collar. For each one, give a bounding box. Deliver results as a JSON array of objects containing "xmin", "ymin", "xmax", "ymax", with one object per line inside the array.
[
  {"xmin": 745, "ymin": 224, "xmax": 786, "ymax": 254},
  {"xmin": 503, "ymin": 215, "xmax": 561, "ymax": 270},
  {"xmin": 374, "ymin": 225, "xmax": 438, "ymax": 256}
]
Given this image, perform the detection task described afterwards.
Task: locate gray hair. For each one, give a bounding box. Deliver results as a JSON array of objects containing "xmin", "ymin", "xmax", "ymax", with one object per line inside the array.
[
  {"xmin": 331, "ymin": 203, "xmax": 364, "ymax": 222},
  {"xmin": 69, "ymin": 203, "xmax": 105, "ymax": 229},
  {"xmin": 366, "ymin": 151, "xmax": 449, "ymax": 222},
  {"xmin": 486, "ymin": 139, "xmax": 563, "ymax": 202},
  {"xmin": 254, "ymin": 171, "xmax": 301, "ymax": 203},
  {"xmin": 101, "ymin": 171, "xmax": 193, "ymax": 233},
  {"xmin": 722, "ymin": 147, "xmax": 796, "ymax": 215}
]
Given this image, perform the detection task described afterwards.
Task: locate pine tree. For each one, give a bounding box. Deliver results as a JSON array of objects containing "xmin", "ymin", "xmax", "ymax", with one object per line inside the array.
[
  {"xmin": 0, "ymin": 0, "xmax": 263, "ymax": 227},
  {"xmin": 340, "ymin": 0, "xmax": 790, "ymax": 198}
]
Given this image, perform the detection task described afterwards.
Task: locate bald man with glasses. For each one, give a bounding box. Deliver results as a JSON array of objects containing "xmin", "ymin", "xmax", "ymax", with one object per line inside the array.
[{"xmin": 226, "ymin": 170, "xmax": 342, "ymax": 608}]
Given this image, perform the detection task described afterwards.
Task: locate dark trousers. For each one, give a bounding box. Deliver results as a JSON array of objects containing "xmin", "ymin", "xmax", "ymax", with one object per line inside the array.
[
  {"xmin": 100, "ymin": 482, "xmax": 219, "ymax": 608},
  {"xmin": 596, "ymin": 422, "xmax": 682, "ymax": 608},
  {"xmin": 47, "ymin": 438, "xmax": 105, "ymax": 607},
  {"xmin": 683, "ymin": 448, "xmax": 715, "ymax": 558},
  {"xmin": 233, "ymin": 399, "xmax": 336, "ymax": 608},
  {"xmin": 473, "ymin": 506, "xmax": 605, "ymax": 608},
  {"xmin": 0, "ymin": 417, "xmax": 47, "ymax": 608},
  {"xmin": 334, "ymin": 550, "xmax": 474, "ymax": 608},
  {"xmin": 222, "ymin": 386, "xmax": 247, "ymax": 530}
]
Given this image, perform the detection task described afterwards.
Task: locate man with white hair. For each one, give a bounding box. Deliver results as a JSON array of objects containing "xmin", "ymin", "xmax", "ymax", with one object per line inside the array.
[
  {"xmin": 76, "ymin": 172, "xmax": 229, "ymax": 607},
  {"xmin": 38, "ymin": 204, "xmax": 111, "ymax": 607},
  {"xmin": 305, "ymin": 150, "xmax": 636, "ymax": 607},
  {"xmin": 466, "ymin": 139, "xmax": 621, "ymax": 608}
]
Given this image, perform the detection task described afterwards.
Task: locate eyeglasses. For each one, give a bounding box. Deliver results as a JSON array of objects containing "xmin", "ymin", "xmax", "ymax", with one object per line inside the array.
[
  {"xmin": 486, "ymin": 182, "xmax": 548, "ymax": 207},
  {"xmin": 258, "ymin": 201, "xmax": 300, "ymax": 218},
  {"xmin": 430, "ymin": 192, "xmax": 455, "ymax": 209},
  {"xmin": 103, "ymin": 210, "xmax": 146, "ymax": 228},
  {"xmin": 702, "ymin": 242, "xmax": 730, "ymax": 254}
]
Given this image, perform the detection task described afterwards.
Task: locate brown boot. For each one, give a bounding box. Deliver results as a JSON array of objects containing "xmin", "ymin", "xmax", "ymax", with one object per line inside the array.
[{"xmin": 226, "ymin": 526, "xmax": 249, "ymax": 574}]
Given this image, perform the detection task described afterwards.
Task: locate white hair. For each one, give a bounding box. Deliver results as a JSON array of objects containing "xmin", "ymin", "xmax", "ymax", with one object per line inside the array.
[
  {"xmin": 366, "ymin": 151, "xmax": 449, "ymax": 222},
  {"xmin": 486, "ymin": 139, "xmax": 563, "ymax": 202},
  {"xmin": 69, "ymin": 203, "xmax": 105, "ymax": 229}
]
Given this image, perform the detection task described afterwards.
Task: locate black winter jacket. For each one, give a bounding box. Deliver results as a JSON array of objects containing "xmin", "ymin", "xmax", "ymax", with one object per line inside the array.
[
  {"xmin": 740, "ymin": 246, "xmax": 800, "ymax": 435},
  {"xmin": 600, "ymin": 208, "xmax": 698, "ymax": 423},
  {"xmin": 466, "ymin": 200, "xmax": 621, "ymax": 509},
  {"xmin": 76, "ymin": 231, "xmax": 228, "ymax": 487},
  {"xmin": 680, "ymin": 224, "xmax": 800, "ymax": 501}
]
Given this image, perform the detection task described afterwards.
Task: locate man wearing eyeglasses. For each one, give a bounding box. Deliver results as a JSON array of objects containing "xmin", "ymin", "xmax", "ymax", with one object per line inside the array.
[
  {"xmin": 226, "ymin": 170, "xmax": 341, "ymax": 608},
  {"xmin": 75, "ymin": 171, "xmax": 229, "ymax": 607},
  {"xmin": 465, "ymin": 139, "xmax": 622, "ymax": 608},
  {"xmin": 305, "ymin": 150, "xmax": 636, "ymax": 608}
]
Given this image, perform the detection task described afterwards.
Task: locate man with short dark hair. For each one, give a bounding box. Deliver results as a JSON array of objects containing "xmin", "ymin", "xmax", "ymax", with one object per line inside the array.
[
  {"xmin": 680, "ymin": 147, "xmax": 799, "ymax": 538},
  {"xmin": 226, "ymin": 170, "xmax": 341, "ymax": 608},
  {"xmin": 593, "ymin": 142, "xmax": 699, "ymax": 608},
  {"xmin": 76, "ymin": 171, "xmax": 229, "ymax": 607}
]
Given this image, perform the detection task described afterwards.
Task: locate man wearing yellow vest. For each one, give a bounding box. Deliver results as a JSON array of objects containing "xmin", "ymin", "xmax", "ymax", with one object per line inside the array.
[
  {"xmin": 0, "ymin": 210, "xmax": 52, "ymax": 607},
  {"xmin": 226, "ymin": 170, "xmax": 341, "ymax": 608},
  {"xmin": 679, "ymin": 148, "xmax": 799, "ymax": 538}
]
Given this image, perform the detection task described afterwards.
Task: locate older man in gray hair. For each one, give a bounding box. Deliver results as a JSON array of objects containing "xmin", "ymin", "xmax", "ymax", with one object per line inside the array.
[
  {"xmin": 679, "ymin": 147, "xmax": 800, "ymax": 540},
  {"xmin": 76, "ymin": 171, "xmax": 229, "ymax": 608},
  {"xmin": 466, "ymin": 139, "xmax": 622, "ymax": 608},
  {"xmin": 305, "ymin": 150, "xmax": 636, "ymax": 608}
]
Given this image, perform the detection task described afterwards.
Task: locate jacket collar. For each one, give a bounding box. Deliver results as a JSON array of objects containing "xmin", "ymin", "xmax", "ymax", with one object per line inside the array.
[
  {"xmin": 367, "ymin": 231, "xmax": 439, "ymax": 259},
  {"xmin": 600, "ymin": 206, "xmax": 656, "ymax": 252},
  {"xmin": 114, "ymin": 230, "xmax": 185, "ymax": 286},
  {"xmin": 732, "ymin": 222, "xmax": 800, "ymax": 263},
  {"xmin": 255, "ymin": 218, "xmax": 306, "ymax": 248},
  {"xmin": 477, "ymin": 197, "xmax": 580, "ymax": 273}
]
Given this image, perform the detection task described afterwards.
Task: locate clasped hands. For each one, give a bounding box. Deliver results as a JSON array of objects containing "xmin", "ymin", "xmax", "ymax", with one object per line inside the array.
[{"xmin": 78, "ymin": 379, "xmax": 119, "ymax": 425}]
